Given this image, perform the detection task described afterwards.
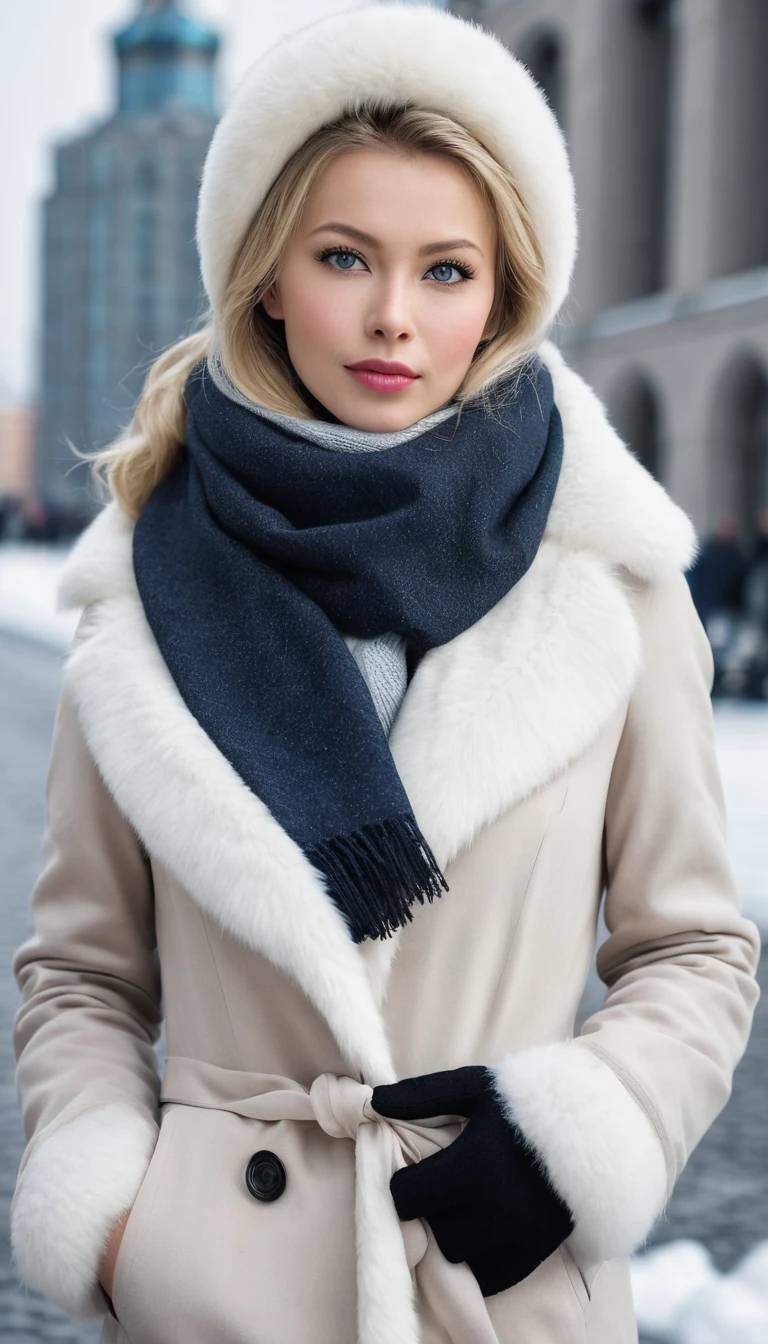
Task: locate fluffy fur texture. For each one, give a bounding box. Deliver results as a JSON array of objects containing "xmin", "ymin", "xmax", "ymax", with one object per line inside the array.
[
  {"xmin": 541, "ymin": 341, "xmax": 698, "ymax": 578},
  {"xmin": 196, "ymin": 3, "xmax": 577, "ymax": 330},
  {"xmin": 355, "ymin": 1121, "xmax": 421, "ymax": 1344},
  {"xmin": 390, "ymin": 538, "xmax": 641, "ymax": 866},
  {"xmin": 10, "ymin": 1103, "xmax": 158, "ymax": 1319},
  {"xmin": 491, "ymin": 1043, "xmax": 670, "ymax": 1266}
]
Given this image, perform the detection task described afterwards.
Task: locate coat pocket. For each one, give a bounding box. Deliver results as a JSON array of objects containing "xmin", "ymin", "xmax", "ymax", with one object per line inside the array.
[
  {"xmin": 559, "ymin": 1241, "xmax": 602, "ymax": 1313},
  {"xmin": 486, "ymin": 1242, "xmax": 596, "ymax": 1341},
  {"xmin": 110, "ymin": 1110, "xmax": 172, "ymax": 1326}
]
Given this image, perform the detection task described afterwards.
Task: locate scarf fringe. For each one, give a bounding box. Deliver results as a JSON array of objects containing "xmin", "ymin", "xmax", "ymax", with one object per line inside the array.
[{"xmin": 307, "ymin": 813, "xmax": 450, "ymax": 942}]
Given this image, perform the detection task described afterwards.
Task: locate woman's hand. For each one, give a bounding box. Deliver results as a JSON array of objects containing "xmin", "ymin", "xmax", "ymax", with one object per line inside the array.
[
  {"xmin": 98, "ymin": 1207, "xmax": 132, "ymax": 1301},
  {"xmin": 371, "ymin": 1066, "xmax": 575, "ymax": 1297}
]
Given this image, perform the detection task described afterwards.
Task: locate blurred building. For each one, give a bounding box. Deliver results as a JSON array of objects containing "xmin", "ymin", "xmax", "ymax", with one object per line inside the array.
[
  {"xmin": 35, "ymin": 0, "xmax": 220, "ymax": 515},
  {"xmin": 459, "ymin": 0, "xmax": 768, "ymax": 545}
]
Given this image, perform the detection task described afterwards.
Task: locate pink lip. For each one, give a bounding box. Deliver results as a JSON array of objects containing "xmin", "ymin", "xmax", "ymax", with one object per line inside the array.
[{"xmin": 344, "ymin": 360, "xmax": 421, "ymax": 394}]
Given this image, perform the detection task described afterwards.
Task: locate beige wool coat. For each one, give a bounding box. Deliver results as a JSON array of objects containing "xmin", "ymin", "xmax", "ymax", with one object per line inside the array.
[{"xmin": 9, "ymin": 338, "xmax": 761, "ymax": 1344}]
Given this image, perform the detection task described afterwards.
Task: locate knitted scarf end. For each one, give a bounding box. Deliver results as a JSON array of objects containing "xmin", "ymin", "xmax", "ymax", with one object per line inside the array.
[{"xmin": 307, "ymin": 813, "xmax": 449, "ymax": 943}]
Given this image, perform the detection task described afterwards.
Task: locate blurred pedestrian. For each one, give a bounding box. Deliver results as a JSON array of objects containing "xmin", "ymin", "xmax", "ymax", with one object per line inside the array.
[
  {"xmin": 687, "ymin": 515, "xmax": 747, "ymax": 628},
  {"xmin": 744, "ymin": 506, "xmax": 768, "ymax": 630}
]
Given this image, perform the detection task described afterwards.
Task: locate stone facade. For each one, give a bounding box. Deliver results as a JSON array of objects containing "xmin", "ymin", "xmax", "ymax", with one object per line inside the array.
[{"xmin": 468, "ymin": 0, "xmax": 768, "ymax": 544}]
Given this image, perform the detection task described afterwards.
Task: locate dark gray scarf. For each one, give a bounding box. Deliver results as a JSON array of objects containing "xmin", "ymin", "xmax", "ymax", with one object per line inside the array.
[{"xmin": 132, "ymin": 356, "xmax": 564, "ymax": 942}]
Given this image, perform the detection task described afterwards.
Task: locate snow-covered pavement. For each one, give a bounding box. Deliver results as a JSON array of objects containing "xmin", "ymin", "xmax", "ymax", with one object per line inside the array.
[
  {"xmin": 632, "ymin": 1239, "xmax": 768, "ymax": 1343},
  {"xmin": 0, "ymin": 543, "xmax": 80, "ymax": 650}
]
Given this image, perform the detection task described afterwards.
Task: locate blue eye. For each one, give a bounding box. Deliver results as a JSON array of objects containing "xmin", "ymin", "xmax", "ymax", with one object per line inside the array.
[
  {"xmin": 428, "ymin": 263, "xmax": 461, "ymax": 284},
  {"xmin": 320, "ymin": 248, "xmax": 363, "ymax": 271}
]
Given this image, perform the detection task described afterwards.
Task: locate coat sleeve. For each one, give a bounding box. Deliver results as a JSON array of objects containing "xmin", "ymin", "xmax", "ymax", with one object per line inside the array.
[
  {"xmin": 9, "ymin": 681, "xmax": 163, "ymax": 1320},
  {"xmin": 490, "ymin": 568, "xmax": 761, "ymax": 1267}
]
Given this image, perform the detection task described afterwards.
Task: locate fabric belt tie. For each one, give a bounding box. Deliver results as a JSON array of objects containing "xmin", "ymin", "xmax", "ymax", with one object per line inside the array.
[{"xmin": 161, "ymin": 1056, "xmax": 498, "ymax": 1344}]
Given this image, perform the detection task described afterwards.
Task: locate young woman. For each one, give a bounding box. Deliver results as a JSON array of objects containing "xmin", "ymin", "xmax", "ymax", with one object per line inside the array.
[{"xmin": 10, "ymin": 6, "xmax": 760, "ymax": 1343}]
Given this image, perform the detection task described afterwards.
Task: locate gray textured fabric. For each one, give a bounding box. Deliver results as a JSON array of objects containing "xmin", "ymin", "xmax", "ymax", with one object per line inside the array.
[
  {"xmin": 342, "ymin": 630, "xmax": 408, "ymax": 737},
  {"xmin": 205, "ymin": 347, "xmax": 453, "ymax": 733}
]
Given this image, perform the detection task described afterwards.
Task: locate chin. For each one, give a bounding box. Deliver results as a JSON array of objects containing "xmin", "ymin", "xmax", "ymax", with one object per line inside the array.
[{"xmin": 334, "ymin": 398, "xmax": 433, "ymax": 434}]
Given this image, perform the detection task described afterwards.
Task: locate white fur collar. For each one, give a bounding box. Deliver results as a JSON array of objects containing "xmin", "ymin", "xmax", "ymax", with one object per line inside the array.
[{"xmin": 57, "ymin": 346, "xmax": 696, "ymax": 1082}]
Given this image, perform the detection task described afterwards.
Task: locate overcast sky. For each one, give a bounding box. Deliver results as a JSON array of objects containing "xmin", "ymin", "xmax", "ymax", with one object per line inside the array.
[{"xmin": 0, "ymin": 0, "xmax": 362, "ymax": 402}]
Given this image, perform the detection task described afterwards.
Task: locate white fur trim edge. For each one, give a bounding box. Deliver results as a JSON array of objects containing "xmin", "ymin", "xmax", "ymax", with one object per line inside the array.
[
  {"xmin": 490, "ymin": 1042, "xmax": 669, "ymax": 1264},
  {"xmin": 10, "ymin": 1103, "xmax": 158, "ymax": 1320},
  {"xmin": 539, "ymin": 340, "xmax": 698, "ymax": 580},
  {"xmin": 355, "ymin": 1122, "xmax": 420, "ymax": 1344}
]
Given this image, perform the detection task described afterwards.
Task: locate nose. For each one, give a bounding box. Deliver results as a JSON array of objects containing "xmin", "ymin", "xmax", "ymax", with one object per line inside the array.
[{"xmin": 365, "ymin": 276, "xmax": 416, "ymax": 344}]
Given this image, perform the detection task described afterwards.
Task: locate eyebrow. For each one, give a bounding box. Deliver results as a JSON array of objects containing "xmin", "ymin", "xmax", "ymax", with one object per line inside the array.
[{"xmin": 308, "ymin": 221, "xmax": 484, "ymax": 256}]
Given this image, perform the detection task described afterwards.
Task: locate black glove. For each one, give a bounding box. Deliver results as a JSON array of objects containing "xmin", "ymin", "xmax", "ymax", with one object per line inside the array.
[{"xmin": 371, "ymin": 1065, "xmax": 575, "ymax": 1297}]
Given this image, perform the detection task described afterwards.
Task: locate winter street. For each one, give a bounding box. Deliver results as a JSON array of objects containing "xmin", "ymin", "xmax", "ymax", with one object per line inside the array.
[
  {"xmin": 1, "ymin": 633, "xmax": 100, "ymax": 1343},
  {"xmin": 1, "ymin": 625, "xmax": 766, "ymax": 1342}
]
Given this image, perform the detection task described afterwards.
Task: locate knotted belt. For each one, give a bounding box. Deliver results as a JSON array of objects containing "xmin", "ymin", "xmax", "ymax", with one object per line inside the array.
[{"xmin": 160, "ymin": 1056, "xmax": 499, "ymax": 1344}]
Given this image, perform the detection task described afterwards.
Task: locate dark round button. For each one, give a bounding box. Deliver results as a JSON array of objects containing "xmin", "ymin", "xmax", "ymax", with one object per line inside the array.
[{"xmin": 245, "ymin": 1150, "xmax": 286, "ymax": 1202}]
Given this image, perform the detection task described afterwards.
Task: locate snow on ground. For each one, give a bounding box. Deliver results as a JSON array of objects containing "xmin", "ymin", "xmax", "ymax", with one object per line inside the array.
[
  {"xmin": 631, "ymin": 1239, "xmax": 768, "ymax": 1342},
  {"xmin": 0, "ymin": 542, "xmax": 80, "ymax": 650}
]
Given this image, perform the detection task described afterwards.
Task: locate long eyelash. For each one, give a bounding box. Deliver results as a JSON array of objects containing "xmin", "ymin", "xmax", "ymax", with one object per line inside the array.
[
  {"xmin": 429, "ymin": 256, "xmax": 476, "ymax": 282},
  {"xmin": 315, "ymin": 245, "xmax": 366, "ymax": 268},
  {"xmin": 315, "ymin": 245, "xmax": 476, "ymax": 282}
]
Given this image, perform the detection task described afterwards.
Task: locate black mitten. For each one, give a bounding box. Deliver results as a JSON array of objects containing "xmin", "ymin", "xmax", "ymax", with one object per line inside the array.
[{"xmin": 371, "ymin": 1065, "xmax": 575, "ymax": 1297}]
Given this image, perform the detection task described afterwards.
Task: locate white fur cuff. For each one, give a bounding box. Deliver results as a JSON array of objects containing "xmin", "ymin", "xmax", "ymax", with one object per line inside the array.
[
  {"xmin": 10, "ymin": 1102, "xmax": 159, "ymax": 1319},
  {"xmin": 490, "ymin": 1042, "xmax": 669, "ymax": 1264}
]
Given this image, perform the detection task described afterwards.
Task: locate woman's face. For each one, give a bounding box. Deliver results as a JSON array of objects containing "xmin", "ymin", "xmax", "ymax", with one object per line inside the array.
[{"xmin": 261, "ymin": 147, "xmax": 498, "ymax": 430}]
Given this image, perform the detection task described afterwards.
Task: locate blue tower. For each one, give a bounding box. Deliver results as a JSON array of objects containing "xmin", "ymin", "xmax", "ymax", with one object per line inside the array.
[
  {"xmin": 36, "ymin": 2, "xmax": 221, "ymax": 514},
  {"xmin": 115, "ymin": 0, "xmax": 219, "ymax": 116}
]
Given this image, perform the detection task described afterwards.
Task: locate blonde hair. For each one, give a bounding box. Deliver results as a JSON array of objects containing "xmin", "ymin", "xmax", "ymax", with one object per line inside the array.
[{"xmin": 89, "ymin": 102, "xmax": 548, "ymax": 520}]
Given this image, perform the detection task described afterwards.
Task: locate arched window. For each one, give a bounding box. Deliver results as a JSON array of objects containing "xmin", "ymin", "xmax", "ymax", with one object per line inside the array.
[
  {"xmin": 597, "ymin": 0, "xmax": 675, "ymax": 305},
  {"xmin": 710, "ymin": 0, "xmax": 768, "ymax": 276},
  {"xmin": 708, "ymin": 352, "xmax": 768, "ymax": 544},
  {"xmin": 607, "ymin": 369, "xmax": 664, "ymax": 481}
]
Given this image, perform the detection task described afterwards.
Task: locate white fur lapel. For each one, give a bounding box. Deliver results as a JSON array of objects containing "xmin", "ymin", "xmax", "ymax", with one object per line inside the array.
[
  {"xmin": 56, "ymin": 346, "xmax": 696, "ymax": 1080},
  {"xmin": 389, "ymin": 538, "xmax": 641, "ymax": 866}
]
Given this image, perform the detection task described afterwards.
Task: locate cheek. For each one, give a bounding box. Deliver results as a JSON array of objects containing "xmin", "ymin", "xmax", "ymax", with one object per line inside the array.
[
  {"xmin": 286, "ymin": 292, "xmax": 333, "ymax": 351},
  {"xmin": 421, "ymin": 299, "xmax": 491, "ymax": 367},
  {"xmin": 282, "ymin": 269, "xmax": 355, "ymax": 357}
]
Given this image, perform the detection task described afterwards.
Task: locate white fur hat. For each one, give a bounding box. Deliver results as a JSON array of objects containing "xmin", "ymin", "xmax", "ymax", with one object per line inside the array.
[{"xmin": 196, "ymin": 3, "xmax": 577, "ymax": 333}]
